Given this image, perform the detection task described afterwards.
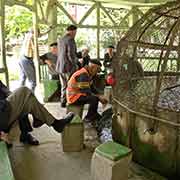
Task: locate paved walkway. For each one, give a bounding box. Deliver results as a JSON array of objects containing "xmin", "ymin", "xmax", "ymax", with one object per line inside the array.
[{"xmin": 8, "ymin": 102, "xmax": 167, "ymax": 180}]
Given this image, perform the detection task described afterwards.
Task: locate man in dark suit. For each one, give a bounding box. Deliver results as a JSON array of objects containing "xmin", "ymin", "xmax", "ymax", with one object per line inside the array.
[{"xmin": 56, "ymin": 25, "xmax": 78, "ymax": 107}]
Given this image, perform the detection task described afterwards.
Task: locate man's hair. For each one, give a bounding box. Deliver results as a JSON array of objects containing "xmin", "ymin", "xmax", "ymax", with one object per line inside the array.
[
  {"xmin": 89, "ymin": 59, "xmax": 102, "ymax": 67},
  {"xmin": 50, "ymin": 42, "xmax": 57, "ymax": 47},
  {"xmin": 108, "ymin": 45, "xmax": 115, "ymax": 49},
  {"xmin": 66, "ymin": 25, "xmax": 77, "ymax": 31}
]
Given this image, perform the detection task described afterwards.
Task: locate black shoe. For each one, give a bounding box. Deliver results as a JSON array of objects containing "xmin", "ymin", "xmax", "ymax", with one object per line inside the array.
[
  {"xmin": 83, "ymin": 113, "xmax": 102, "ymax": 122},
  {"xmin": 83, "ymin": 117, "xmax": 92, "ymax": 123},
  {"xmin": 61, "ymin": 102, "xmax": 66, "ymax": 108},
  {"xmin": 20, "ymin": 133, "xmax": 39, "ymax": 145},
  {"xmin": 52, "ymin": 112, "xmax": 75, "ymax": 133}
]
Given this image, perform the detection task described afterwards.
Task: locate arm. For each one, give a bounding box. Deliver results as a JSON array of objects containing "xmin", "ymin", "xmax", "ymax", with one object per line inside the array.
[
  {"xmin": 40, "ymin": 53, "xmax": 54, "ymax": 66},
  {"xmin": 0, "ymin": 81, "xmax": 11, "ymax": 134},
  {"xmin": 67, "ymin": 39, "xmax": 78, "ymax": 72},
  {"xmin": 45, "ymin": 60, "xmax": 53, "ymax": 67},
  {"xmin": 0, "ymin": 81, "xmax": 11, "ymax": 97},
  {"xmin": 75, "ymin": 73, "xmax": 92, "ymax": 95},
  {"xmin": 0, "ymin": 132, "xmax": 11, "ymax": 144},
  {"xmin": 103, "ymin": 53, "xmax": 111, "ymax": 67},
  {"xmin": 75, "ymin": 74, "xmax": 108, "ymax": 104}
]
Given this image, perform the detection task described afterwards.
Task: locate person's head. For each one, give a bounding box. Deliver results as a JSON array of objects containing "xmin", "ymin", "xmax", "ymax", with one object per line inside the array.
[
  {"xmin": 107, "ymin": 45, "xmax": 114, "ymax": 54},
  {"xmin": 87, "ymin": 60, "xmax": 102, "ymax": 77},
  {"xmin": 82, "ymin": 48, "xmax": 89, "ymax": 57},
  {"xmin": 66, "ymin": 25, "xmax": 77, "ymax": 38},
  {"xmin": 49, "ymin": 42, "xmax": 58, "ymax": 55}
]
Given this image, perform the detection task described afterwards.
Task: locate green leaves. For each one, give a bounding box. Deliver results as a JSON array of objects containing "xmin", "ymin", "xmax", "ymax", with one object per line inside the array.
[{"xmin": 5, "ymin": 6, "xmax": 32, "ymax": 40}]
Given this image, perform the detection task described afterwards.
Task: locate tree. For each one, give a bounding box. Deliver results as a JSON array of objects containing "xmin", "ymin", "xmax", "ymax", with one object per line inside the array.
[{"xmin": 5, "ymin": 6, "xmax": 33, "ymax": 40}]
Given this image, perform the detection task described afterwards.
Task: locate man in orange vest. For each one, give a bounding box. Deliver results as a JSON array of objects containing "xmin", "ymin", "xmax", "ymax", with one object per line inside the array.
[{"xmin": 67, "ymin": 59, "xmax": 108, "ymax": 123}]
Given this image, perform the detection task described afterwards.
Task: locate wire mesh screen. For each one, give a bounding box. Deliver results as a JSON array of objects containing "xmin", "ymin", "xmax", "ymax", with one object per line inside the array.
[{"xmin": 113, "ymin": 1, "xmax": 180, "ymax": 115}]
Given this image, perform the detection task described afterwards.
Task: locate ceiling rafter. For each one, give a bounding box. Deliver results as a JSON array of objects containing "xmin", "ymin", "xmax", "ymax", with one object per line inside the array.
[
  {"xmin": 5, "ymin": 0, "xmax": 33, "ymax": 11},
  {"xmin": 78, "ymin": 3, "xmax": 96, "ymax": 25},
  {"xmin": 100, "ymin": 3, "xmax": 116, "ymax": 26},
  {"xmin": 58, "ymin": 0, "xmax": 169, "ymax": 8},
  {"xmin": 37, "ymin": 0, "xmax": 47, "ymax": 24},
  {"xmin": 56, "ymin": 1, "xmax": 77, "ymax": 25}
]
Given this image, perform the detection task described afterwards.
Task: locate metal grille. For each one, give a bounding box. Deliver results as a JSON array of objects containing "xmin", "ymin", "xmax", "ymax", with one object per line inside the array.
[{"xmin": 113, "ymin": 1, "xmax": 180, "ymax": 114}]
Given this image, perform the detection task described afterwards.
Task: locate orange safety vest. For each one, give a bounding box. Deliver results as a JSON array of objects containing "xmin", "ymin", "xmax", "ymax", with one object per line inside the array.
[{"xmin": 67, "ymin": 68, "xmax": 90, "ymax": 104}]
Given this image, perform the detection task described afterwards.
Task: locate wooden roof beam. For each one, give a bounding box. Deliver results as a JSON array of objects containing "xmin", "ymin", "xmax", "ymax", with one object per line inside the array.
[{"xmin": 5, "ymin": 0, "xmax": 33, "ymax": 11}]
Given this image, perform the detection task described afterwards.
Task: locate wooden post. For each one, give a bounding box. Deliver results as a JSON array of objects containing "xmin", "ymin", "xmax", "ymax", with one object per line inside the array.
[
  {"xmin": 176, "ymin": 34, "xmax": 180, "ymax": 83},
  {"xmin": 47, "ymin": 0, "xmax": 57, "ymax": 45},
  {"xmin": 131, "ymin": 6, "xmax": 139, "ymax": 60},
  {"xmin": 32, "ymin": 0, "xmax": 40, "ymax": 83},
  {"xmin": 0, "ymin": 0, "xmax": 9, "ymax": 86},
  {"xmin": 97, "ymin": 2, "xmax": 100, "ymax": 60}
]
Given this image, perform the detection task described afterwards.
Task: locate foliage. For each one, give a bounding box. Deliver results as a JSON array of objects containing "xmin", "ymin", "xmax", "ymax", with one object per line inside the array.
[
  {"xmin": 5, "ymin": 6, "xmax": 33, "ymax": 40},
  {"xmin": 100, "ymin": 7, "xmax": 129, "ymax": 49},
  {"xmin": 100, "ymin": 30, "xmax": 116, "ymax": 49},
  {"xmin": 4, "ymin": 2, "xmax": 133, "ymax": 58}
]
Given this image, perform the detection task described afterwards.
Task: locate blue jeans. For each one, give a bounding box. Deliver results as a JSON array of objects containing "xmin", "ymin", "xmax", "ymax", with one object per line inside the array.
[{"xmin": 19, "ymin": 55, "xmax": 36, "ymax": 92}]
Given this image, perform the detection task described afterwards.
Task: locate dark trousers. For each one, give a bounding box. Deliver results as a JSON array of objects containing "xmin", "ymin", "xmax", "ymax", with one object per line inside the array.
[
  {"xmin": 74, "ymin": 95, "xmax": 101, "ymax": 121},
  {"xmin": 18, "ymin": 114, "xmax": 33, "ymax": 136}
]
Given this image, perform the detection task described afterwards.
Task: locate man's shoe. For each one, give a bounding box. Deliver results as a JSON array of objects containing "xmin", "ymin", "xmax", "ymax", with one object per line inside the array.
[
  {"xmin": 20, "ymin": 133, "xmax": 39, "ymax": 145},
  {"xmin": 52, "ymin": 112, "xmax": 75, "ymax": 133},
  {"xmin": 61, "ymin": 102, "xmax": 66, "ymax": 108},
  {"xmin": 83, "ymin": 117, "xmax": 91, "ymax": 123}
]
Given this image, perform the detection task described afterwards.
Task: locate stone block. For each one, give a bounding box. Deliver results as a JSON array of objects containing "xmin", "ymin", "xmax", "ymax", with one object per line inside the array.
[
  {"xmin": 43, "ymin": 80, "xmax": 59, "ymax": 102},
  {"xmin": 104, "ymin": 86, "xmax": 112, "ymax": 103},
  {"xmin": 0, "ymin": 141, "xmax": 15, "ymax": 180},
  {"xmin": 62, "ymin": 115, "xmax": 84, "ymax": 152},
  {"xmin": 66, "ymin": 104, "xmax": 84, "ymax": 118},
  {"xmin": 91, "ymin": 141, "xmax": 132, "ymax": 180}
]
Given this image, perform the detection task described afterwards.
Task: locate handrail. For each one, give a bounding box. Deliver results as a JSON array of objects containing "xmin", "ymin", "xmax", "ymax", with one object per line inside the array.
[{"xmin": 113, "ymin": 96, "xmax": 180, "ymax": 128}]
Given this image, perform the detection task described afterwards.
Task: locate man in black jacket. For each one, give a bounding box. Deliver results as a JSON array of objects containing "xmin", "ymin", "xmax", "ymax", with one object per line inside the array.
[
  {"xmin": 103, "ymin": 45, "xmax": 115, "ymax": 69},
  {"xmin": 0, "ymin": 81, "xmax": 74, "ymax": 145}
]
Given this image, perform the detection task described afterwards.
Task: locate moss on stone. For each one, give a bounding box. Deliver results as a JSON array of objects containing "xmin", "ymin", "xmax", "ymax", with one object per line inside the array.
[{"xmin": 132, "ymin": 129, "xmax": 176, "ymax": 178}]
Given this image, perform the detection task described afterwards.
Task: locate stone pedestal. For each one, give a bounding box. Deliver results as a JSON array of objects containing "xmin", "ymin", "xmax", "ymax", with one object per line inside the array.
[
  {"xmin": 66, "ymin": 104, "xmax": 84, "ymax": 118},
  {"xmin": 91, "ymin": 141, "xmax": 132, "ymax": 180},
  {"xmin": 43, "ymin": 79, "xmax": 59, "ymax": 102},
  {"xmin": 104, "ymin": 86, "xmax": 112, "ymax": 103},
  {"xmin": 62, "ymin": 115, "xmax": 84, "ymax": 152}
]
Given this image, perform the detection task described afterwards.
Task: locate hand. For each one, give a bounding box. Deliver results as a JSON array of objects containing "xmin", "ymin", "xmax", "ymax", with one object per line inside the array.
[
  {"xmin": 98, "ymin": 95, "xmax": 108, "ymax": 104},
  {"xmin": 50, "ymin": 63, "xmax": 55, "ymax": 68},
  {"xmin": 45, "ymin": 60, "xmax": 53, "ymax": 67},
  {"xmin": 0, "ymin": 131, "xmax": 11, "ymax": 144},
  {"xmin": 79, "ymin": 58, "xmax": 83, "ymax": 64}
]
